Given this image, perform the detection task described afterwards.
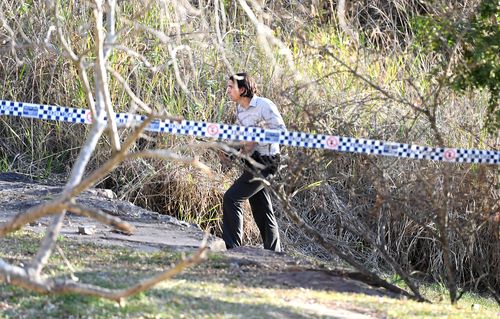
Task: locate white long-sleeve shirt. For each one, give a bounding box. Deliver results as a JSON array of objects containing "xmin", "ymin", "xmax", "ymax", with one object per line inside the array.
[{"xmin": 236, "ymin": 96, "xmax": 286, "ymax": 156}]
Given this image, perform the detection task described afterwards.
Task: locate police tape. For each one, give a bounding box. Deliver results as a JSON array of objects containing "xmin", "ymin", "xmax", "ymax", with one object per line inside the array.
[{"xmin": 1, "ymin": 99, "xmax": 498, "ymax": 165}]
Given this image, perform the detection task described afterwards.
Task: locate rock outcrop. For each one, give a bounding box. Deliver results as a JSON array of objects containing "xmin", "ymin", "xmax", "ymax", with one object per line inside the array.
[{"xmin": 0, "ymin": 172, "xmax": 226, "ymax": 252}]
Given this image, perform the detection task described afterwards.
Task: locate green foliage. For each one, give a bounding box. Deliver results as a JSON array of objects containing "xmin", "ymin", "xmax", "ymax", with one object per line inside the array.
[
  {"xmin": 413, "ymin": 0, "xmax": 499, "ymax": 131},
  {"xmin": 0, "ymin": 157, "xmax": 8, "ymax": 172}
]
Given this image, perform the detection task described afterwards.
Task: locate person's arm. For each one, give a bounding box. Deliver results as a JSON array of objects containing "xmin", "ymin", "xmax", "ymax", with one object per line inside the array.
[{"xmin": 262, "ymin": 99, "xmax": 286, "ymax": 131}]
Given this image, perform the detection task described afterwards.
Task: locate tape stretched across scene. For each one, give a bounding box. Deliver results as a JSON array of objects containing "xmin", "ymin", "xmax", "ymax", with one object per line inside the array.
[{"xmin": 1, "ymin": 99, "xmax": 498, "ymax": 165}]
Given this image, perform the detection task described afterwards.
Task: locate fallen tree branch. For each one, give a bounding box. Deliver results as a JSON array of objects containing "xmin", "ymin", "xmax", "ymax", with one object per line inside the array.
[
  {"xmin": 0, "ymin": 201, "xmax": 134, "ymax": 236},
  {"xmin": 65, "ymin": 203, "xmax": 135, "ymax": 234}
]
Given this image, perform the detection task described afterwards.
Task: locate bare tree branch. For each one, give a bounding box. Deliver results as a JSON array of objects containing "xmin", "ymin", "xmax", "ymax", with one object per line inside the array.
[
  {"xmin": 104, "ymin": 0, "xmax": 117, "ymax": 60},
  {"xmin": 107, "ymin": 65, "xmax": 153, "ymax": 113},
  {"xmin": 237, "ymin": 0, "xmax": 296, "ymax": 76},
  {"xmin": 191, "ymin": 141, "xmax": 266, "ymax": 170},
  {"xmin": 94, "ymin": 0, "xmax": 121, "ymax": 152},
  {"xmin": 0, "ymin": 200, "xmax": 65, "ymax": 236},
  {"xmin": 27, "ymin": 111, "xmax": 107, "ymax": 276},
  {"xmin": 65, "ymin": 203, "xmax": 135, "ymax": 234},
  {"xmin": 261, "ymin": 178, "xmax": 427, "ymax": 302},
  {"xmin": 53, "ymin": 1, "xmax": 97, "ymax": 118},
  {"xmin": 67, "ymin": 116, "xmax": 155, "ymax": 199},
  {"xmin": 337, "ymin": 0, "xmax": 359, "ymax": 45},
  {"xmin": 112, "ymin": 45, "xmax": 157, "ymax": 71},
  {"xmin": 1, "ymin": 245, "xmax": 208, "ymax": 302},
  {"xmin": 127, "ymin": 149, "xmax": 213, "ymax": 176},
  {"xmin": 0, "ymin": 0, "xmax": 216, "ymax": 302}
]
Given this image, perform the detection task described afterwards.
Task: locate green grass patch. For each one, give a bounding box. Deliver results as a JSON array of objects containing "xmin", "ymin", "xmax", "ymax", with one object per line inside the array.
[{"xmin": 0, "ymin": 231, "xmax": 498, "ymax": 318}]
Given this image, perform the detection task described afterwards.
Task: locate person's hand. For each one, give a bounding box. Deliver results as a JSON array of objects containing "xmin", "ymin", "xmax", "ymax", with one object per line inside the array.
[
  {"xmin": 217, "ymin": 150, "xmax": 231, "ymax": 165},
  {"xmin": 241, "ymin": 141, "xmax": 257, "ymax": 154}
]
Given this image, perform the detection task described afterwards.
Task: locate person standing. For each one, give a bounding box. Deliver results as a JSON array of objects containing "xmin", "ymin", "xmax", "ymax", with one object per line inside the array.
[{"xmin": 222, "ymin": 72, "xmax": 286, "ymax": 252}]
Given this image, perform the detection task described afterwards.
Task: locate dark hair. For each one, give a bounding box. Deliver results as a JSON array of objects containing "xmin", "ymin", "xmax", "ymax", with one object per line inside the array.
[{"xmin": 229, "ymin": 72, "xmax": 258, "ymax": 98}]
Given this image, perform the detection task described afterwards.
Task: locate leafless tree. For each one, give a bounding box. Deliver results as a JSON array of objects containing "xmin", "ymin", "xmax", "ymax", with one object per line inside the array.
[
  {"xmin": 0, "ymin": 0, "xmax": 497, "ymax": 306},
  {"xmin": 0, "ymin": 0, "xmax": 209, "ymax": 302}
]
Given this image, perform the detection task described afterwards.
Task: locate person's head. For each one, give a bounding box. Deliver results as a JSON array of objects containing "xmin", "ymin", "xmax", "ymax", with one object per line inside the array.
[{"xmin": 226, "ymin": 72, "xmax": 258, "ymax": 102}]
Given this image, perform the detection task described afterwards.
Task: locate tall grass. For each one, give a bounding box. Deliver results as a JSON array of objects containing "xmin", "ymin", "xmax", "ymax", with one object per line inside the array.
[{"xmin": 0, "ymin": 0, "xmax": 498, "ymax": 296}]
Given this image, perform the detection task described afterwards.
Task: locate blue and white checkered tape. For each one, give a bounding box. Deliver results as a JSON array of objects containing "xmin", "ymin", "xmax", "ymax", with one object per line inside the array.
[{"xmin": 1, "ymin": 99, "xmax": 498, "ymax": 165}]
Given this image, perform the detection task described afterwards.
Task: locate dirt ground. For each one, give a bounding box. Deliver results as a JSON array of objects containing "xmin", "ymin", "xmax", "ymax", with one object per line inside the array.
[{"xmin": 0, "ymin": 172, "xmax": 401, "ymax": 318}]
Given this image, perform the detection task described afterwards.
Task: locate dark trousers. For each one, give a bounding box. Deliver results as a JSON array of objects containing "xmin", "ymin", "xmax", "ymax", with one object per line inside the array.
[{"xmin": 222, "ymin": 154, "xmax": 281, "ymax": 252}]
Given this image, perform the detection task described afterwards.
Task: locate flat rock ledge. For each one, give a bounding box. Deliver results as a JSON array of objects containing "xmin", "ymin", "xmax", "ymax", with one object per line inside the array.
[{"xmin": 0, "ymin": 172, "xmax": 226, "ymax": 252}]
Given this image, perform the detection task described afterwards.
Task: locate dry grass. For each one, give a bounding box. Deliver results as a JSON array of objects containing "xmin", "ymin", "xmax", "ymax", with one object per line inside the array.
[{"xmin": 0, "ymin": 0, "xmax": 498, "ymax": 300}]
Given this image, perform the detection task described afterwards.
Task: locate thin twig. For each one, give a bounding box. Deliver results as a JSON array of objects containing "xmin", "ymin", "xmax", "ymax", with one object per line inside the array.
[
  {"xmin": 106, "ymin": 66, "xmax": 153, "ymax": 113},
  {"xmin": 0, "ymin": 201, "xmax": 65, "ymax": 236},
  {"xmin": 94, "ymin": 0, "xmax": 121, "ymax": 152},
  {"xmin": 1, "ymin": 245, "xmax": 208, "ymax": 302},
  {"xmin": 65, "ymin": 203, "xmax": 135, "ymax": 234},
  {"xmin": 127, "ymin": 149, "xmax": 213, "ymax": 176}
]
